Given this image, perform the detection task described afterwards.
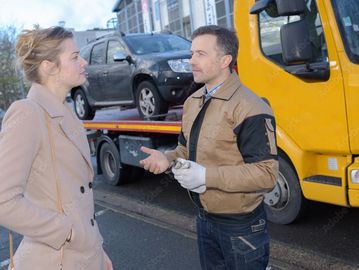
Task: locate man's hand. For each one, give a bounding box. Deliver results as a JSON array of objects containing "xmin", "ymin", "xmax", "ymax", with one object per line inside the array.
[
  {"xmin": 140, "ymin": 146, "xmax": 171, "ymax": 174},
  {"xmin": 104, "ymin": 250, "xmax": 113, "ymax": 270},
  {"xmin": 172, "ymin": 158, "xmax": 206, "ymax": 193}
]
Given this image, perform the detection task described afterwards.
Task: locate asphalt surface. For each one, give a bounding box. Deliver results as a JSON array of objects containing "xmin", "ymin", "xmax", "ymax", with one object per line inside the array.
[
  {"xmin": 97, "ymin": 205, "xmax": 201, "ymax": 270},
  {"xmin": 0, "ymin": 155, "xmax": 358, "ymax": 269},
  {"xmin": 92, "ymin": 168, "xmax": 359, "ymax": 269}
]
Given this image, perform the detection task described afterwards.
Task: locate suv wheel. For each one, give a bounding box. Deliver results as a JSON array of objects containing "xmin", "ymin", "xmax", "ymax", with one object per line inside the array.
[
  {"xmin": 136, "ymin": 81, "xmax": 169, "ymax": 119},
  {"xmin": 74, "ymin": 89, "xmax": 95, "ymax": 120}
]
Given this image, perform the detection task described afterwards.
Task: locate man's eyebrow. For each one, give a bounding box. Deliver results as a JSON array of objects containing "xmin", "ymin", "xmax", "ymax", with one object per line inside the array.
[{"xmin": 72, "ymin": 51, "xmax": 80, "ymax": 55}]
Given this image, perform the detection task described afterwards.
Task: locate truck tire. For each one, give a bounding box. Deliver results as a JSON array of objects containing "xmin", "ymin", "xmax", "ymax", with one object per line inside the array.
[
  {"xmin": 264, "ymin": 156, "xmax": 307, "ymax": 224},
  {"xmin": 136, "ymin": 81, "xmax": 169, "ymax": 119},
  {"xmin": 74, "ymin": 89, "xmax": 95, "ymax": 120},
  {"xmin": 99, "ymin": 142, "xmax": 129, "ymax": 185}
]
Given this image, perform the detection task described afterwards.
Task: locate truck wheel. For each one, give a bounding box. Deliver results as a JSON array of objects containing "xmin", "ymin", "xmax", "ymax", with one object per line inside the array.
[
  {"xmin": 74, "ymin": 89, "xmax": 95, "ymax": 120},
  {"xmin": 99, "ymin": 142, "xmax": 129, "ymax": 185},
  {"xmin": 136, "ymin": 81, "xmax": 169, "ymax": 119},
  {"xmin": 264, "ymin": 156, "xmax": 307, "ymax": 224}
]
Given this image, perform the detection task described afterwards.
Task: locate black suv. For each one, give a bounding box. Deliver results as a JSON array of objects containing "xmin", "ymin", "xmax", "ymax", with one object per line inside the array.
[{"xmin": 71, "ymin": 32, "xmax": 195, "ymax": 120}]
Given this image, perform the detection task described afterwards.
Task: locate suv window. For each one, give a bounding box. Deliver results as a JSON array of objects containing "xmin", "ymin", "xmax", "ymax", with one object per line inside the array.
[
  {"xmin": 258, "ymin": 0, "xmax": 328, "ymax": 65},
  {"xmin": 124, "ymin": 35, "xmax": 190, "ymax": 55},
  {"xmin": 107, "ymin": 40, "xmax": 126, "ymax": 64},
  {"xmin": 90, "ymin": 42, "xmax": 106, "ymax": 65}
]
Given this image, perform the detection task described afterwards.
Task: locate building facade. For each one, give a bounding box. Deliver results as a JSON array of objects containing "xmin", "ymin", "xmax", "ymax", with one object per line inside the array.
[{"xmin": 112, "ymin": 0, "xmax": 234, "ymax": 39}]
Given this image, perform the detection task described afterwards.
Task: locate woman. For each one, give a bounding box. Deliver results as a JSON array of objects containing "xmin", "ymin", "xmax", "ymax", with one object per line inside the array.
[{"xmin": 0, "ymin": 26, "xmax": 113, "ymax": 270}]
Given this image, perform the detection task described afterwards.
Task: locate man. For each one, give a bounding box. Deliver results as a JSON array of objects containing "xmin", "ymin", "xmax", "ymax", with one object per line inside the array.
[{"xmin": 140, "ymin": 25, "xmax": 278, "ymax": 270}]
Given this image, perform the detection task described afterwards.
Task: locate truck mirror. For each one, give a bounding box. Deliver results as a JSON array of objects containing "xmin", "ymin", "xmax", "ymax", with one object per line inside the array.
[
  {"xmin": 280, "ymin": 19, "xmax": 312, "ymax": 65},
  {"xmin": 250, "ymin": 0, "xmax": 273, "ymax": 14},
  {"xmin": 275, "ymin": 0, "xmax": 306, "ymax": 16},
  {"xmin": 281, "ymin": 19, "xmax": 330, "ymax": 81},
  {"xmin": 250, "ymin": 0, "xmax": 305, "ymax": 15}
]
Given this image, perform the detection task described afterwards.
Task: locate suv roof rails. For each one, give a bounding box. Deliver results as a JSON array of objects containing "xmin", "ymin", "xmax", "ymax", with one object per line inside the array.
[
  {"xmin": 160, "ymin": 30, "xmax": 172, "ymax": 34},
  {"xmin": 87, "ymin": 31, "xmax": 126, "ymax": 44},
  {"xmin": 150, "ymin": 30, "xmax": 172, "ymax": 35}
]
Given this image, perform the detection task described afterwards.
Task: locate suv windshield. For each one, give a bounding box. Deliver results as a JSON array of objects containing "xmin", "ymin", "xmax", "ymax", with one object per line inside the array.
[
  {"xmin": 332, "ymin": 0, "xmax": 359, "ymax": 64},
  {"xmin": 123, "ymin": 34, "xmax": 191, "ymax": 55}
]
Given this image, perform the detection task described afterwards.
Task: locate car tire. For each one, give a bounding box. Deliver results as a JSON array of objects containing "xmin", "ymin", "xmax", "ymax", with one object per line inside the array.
[
  {"xmin": 136, "ymin": 81, "xmax": 169, "ymax": 119},
  {"xmin": 74, "ymin": 89, "xmax": 95, "ymax": 120},
  {"xmin": 99, "ymin": 142, "xmax": 130, "ymax": 185},
  {"xmin": 264, "ymin": 156, "xmax": 307, "ymax": 224}
]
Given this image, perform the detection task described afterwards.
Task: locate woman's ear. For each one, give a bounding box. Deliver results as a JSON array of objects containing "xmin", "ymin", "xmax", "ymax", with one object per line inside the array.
[{"xmin": 39, "ymin": 60, "xmax": 58, "ymax": 77}]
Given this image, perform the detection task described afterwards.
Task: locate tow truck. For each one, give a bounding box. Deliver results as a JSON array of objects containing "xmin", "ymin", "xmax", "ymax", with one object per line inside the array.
[
  {"xmin": 84, "ymin": 0, "xmax": 359, "ymax": 225},
  {"xmin": 84, "ymin": 107, "xmax": 182, "ymax": 186}
]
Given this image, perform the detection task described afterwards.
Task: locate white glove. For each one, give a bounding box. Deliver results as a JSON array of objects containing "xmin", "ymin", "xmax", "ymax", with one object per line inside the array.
[{"xmin": 172, "ymin": 158, "xmax": 206, "ymax": 193}]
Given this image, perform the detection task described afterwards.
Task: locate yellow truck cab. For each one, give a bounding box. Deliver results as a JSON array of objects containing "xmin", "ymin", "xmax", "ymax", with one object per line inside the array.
[{"xmin": 234, "ymin": 0, "xmax": 359, "ymax": 224}]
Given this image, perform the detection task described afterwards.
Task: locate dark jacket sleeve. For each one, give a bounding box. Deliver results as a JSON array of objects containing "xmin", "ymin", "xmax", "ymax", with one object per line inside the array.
[{"xmin": 164, "ymin": 131, "xmax": 188, "ymax": 162}]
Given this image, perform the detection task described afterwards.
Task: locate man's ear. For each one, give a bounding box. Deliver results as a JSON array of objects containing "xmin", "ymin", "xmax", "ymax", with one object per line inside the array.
[{"xmin": 220, "ymin": 55, "xmax": 232, "ymax": 69}]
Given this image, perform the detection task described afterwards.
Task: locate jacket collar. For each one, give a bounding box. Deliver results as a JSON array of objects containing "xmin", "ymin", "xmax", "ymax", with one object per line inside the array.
[
  {"xmin": 192, "ymin": 73, "xmax": 241, "ymax": 101},
  {"xmin": 27, "ymin": 83, "xmax": 65, "ymax": 118}
]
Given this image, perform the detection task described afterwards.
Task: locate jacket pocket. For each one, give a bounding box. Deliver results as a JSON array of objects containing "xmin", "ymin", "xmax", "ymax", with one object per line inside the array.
[{"xmin": 264, "ymin": 118, "xmax": 277, "ymax": 155}]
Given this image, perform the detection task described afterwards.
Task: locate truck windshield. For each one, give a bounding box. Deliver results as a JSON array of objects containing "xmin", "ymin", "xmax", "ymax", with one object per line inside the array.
[{"xmin": 332, "ymin": 0, "xmax": 359, "ymax": 64}]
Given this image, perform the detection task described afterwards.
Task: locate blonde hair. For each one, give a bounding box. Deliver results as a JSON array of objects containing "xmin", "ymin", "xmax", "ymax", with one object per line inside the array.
[{"xmin": 15, "ymin": 26, "xmax": 73, "ymax": 83}]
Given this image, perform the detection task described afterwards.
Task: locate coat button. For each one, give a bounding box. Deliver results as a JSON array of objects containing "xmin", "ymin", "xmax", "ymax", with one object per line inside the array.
[
  {"xmin": 93, "ymin": 213, "xmax": 96, "ymax": 220},
  {"xmin": 91, "ymin": 219, "xmax": 94, "ymax": 226},
  {"xmin": 89, "ymin": 182, "xmax": 93, "ymax": 189},
  {"xmin": 80, "ymin": 186, "xmax": 85, "ymax": 193}
]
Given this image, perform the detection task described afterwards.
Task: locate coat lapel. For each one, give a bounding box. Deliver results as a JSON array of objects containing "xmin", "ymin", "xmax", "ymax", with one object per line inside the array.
[
  {"xmin": 27, "ymin": 84, "xmax": 94, "ymax": 175},
  {"xmin": 59, "ymin": 109, "xmax": 94, "ymax": 175}
]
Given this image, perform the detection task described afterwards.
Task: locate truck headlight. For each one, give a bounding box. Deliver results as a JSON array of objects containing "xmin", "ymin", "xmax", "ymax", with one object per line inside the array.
[
  {"xmin": 167, "ymin": 59, "xmax": 192, "ymax": 73},
  {"xmin": 351, "ymin": 170, "xmax": 359, "ymax": 184}
]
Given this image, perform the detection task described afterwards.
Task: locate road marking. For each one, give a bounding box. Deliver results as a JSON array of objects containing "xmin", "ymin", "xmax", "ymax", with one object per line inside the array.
[
  {"xmin": 95, "ymin": 200, "xmax": 197, "ymax": 240},
  {"xmin": 0, "ymin": 258, "xmax": 9, "ymax": 268},
  {"xmin": 95, "ymin": 208, "xmax": 109, "ymax": 217}
]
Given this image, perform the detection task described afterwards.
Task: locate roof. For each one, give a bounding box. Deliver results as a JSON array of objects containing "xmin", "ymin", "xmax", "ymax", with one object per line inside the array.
[{"xmin": 112, "ymin": 0, "xmax": 124, "ymax": 12}]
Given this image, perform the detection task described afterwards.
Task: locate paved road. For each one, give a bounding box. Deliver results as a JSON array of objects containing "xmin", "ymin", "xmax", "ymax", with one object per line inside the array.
[
  {"xmin": 92, "ymin": 168, "xmax": 359, "ymax": 269},
  {"xmin": 1, "ymin": 161, "xmax": 358, "ymax": 269}
]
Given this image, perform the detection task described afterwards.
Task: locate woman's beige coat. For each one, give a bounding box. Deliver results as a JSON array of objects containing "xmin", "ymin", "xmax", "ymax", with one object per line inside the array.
[{"xmin": 0, "ymin": 84, "xmax": 105, "ymax": 270}]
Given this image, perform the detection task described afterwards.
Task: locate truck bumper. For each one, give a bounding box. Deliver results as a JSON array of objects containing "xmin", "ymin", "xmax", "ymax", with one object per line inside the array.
[{"xmin": 348, "ymin": 157, "xmax": 359, "ymax": 206}]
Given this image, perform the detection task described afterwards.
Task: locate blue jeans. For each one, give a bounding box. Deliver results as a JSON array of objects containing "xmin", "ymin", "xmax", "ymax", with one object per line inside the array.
[{"xmin": 196, "ymin": 203, "xmax": 269, "ymax": 270}]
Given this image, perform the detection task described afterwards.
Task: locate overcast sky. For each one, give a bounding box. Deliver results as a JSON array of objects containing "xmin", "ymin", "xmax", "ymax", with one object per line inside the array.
[{"xmin": 0, "ymin": 0, "xmax": 117, "ymax": 31}]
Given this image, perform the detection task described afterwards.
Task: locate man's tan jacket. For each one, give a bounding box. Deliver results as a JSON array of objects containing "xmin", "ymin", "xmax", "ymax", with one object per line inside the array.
[{"xmin": 166, "ymin": 73, "xmax": 279, "ymax": 214}]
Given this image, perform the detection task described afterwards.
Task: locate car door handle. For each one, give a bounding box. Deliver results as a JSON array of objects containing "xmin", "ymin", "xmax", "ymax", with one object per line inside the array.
[{"xmin": 102, "ymin": 71, "xmax": 108, "ymax": 76}]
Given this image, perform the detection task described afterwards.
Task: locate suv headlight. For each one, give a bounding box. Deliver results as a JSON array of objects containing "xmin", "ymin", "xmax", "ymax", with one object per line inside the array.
[{"xmin": 167, "ymin": 59, "xmax": 192, "ymax": 73}]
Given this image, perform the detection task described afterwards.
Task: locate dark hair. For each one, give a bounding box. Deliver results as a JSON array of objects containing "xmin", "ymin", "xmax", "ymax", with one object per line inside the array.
[
  {"xmin": 16, "ymin": 26, "xmax": 73, "ymax": 83},
  {"xmin": 191, "ymin": 25, "xmax": 238, "ymax": 70}
]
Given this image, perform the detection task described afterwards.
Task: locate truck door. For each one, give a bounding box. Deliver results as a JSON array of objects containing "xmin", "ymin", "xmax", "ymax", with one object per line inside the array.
[
  {"xmin": 236, "ymin": 0, "xmax": 349, "ymax": 206},
  {"xmin": 331, "ymin": 0, "xmax": 359, "ymax": 154}
]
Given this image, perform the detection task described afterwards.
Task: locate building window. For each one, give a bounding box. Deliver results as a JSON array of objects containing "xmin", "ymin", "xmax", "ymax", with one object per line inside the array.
[
  {"xmin": 116, "ymin": 0, "xmax": 145, "ymax": 33},
  {"xmin": 166, "ymin": 0, "xmax": 182, "ymax": 35},
  {"xmin": 215, "ymin": 0, "xmax": 234, "ymax": 28}
]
